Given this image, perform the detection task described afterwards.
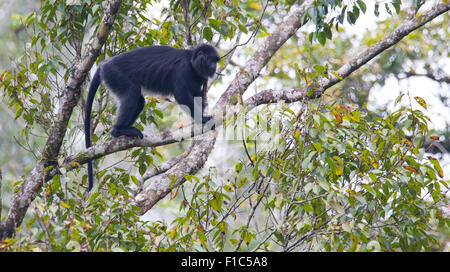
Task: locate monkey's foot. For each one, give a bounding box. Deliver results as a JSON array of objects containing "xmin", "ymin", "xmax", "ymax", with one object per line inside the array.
[
  {"xmin": 201, "ymin": 115, "xmax": 215, "ymax": 132},
  {"xmin": 111, "ymin": 126, "xmax": 143, "ymax": 139},
  {"xmin": 202, "ymin": 115, "xmax": 212, "ymax": 124}
]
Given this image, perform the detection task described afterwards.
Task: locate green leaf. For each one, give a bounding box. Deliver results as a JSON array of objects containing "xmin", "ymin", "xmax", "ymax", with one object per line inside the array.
[
  {"xmin": 352, "ymin": 5, "xmax": 360, "ymax": 21},
  {"xmin": 235, "ymin": 162, "xmax": 243, "ymax": 173},
  {"xmin": 392, "ymin": 0, "xmax": 401, "ymax": 14},
  {"xmin": 308, "ymin": 7, "xmax": 318, "ymax": 25},
  {"xmin": 274, "ymin": 231, "xmax": 284, "ymax": 243},
  {"xmin": 198, "ymin": 231, "xmax": 208, "ymax": 249},
  {"xmin": 428, "ymin": 157, "xmax": 444, "ymax": 178},
  {"xmin": 238, "ymin": 23, "xmax": 248, "ymax": 34},
  {"xmin": 357, "ymin": 0, "xmax": 367, "ymax": 13},
  {"xmin": 314, "ymin": 64, "xmax": 325, "ymax": 74},
  {"xmin": 323, "ymin": 24, "xmax": 332, "ymax": 40},
  {"xmin": 374, "ymin": 3, "xmax": 380, "ymax": 16},
  {"xmin": 308, "ymin": 32, "xmax": 315, "ymax": 43},
  {"xmin": 153, "ymin": 108, "xmax": 164, "ymax": 119},
  {"xmin": 312, "ymin": 142, "xmax": 323, "ymax": 152},
  {"xmin": 209, "ymin": 193, "xmax": 223, "ymax": 212},
  {"xmin": 347, "ymin": 11, "xmax": 356, "ymax": 24},
  {"xmin": 203, "ymin": 27, "xmax": 213, "ymax": 41},
  {"xmin": 317, "ymin": 31, "xmax": 326, "ymax": 45}
]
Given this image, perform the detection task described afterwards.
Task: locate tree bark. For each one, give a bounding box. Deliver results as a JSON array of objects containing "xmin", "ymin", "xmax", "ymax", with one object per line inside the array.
[{"xmin": 0, "ymin": 0, "xmax": 124, "ymax": 240}]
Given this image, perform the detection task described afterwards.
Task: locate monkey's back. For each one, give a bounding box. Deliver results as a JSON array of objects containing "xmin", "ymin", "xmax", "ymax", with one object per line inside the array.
[{"xmin": 104, "ymin": 46, "xmax": 195, "ymax": 95}]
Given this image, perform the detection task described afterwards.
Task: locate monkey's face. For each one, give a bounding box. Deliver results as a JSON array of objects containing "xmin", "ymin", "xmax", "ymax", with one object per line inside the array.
[
  {"xmin": 191, "ymin": 45, "xmax": 220, "ymax": 79},
  {"xmin": 206, "ymin": 55, "xmax": 220, "ymax": 77}
]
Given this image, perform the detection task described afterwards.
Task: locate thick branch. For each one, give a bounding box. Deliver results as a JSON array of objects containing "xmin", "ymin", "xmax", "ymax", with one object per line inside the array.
[
  {"xmin": 6, "ymin": 1, "xmax": 445, "ymax": 223},
  {"xmin": 321, "ymin": 2, "xmax": 450, "ymax": 90},
  {"xmin": 132, "ymin": 2, "xmax": 450, "ymax": 214},
  {"xmin": 134, "ymin": 132, "xmax": 216, "ymax": 212},
  {"xmin": 402, "ymin": 71, "xmax": 450, "ymax": 84},
  {"xmin": 133, "ymin": 0, "xmax": 315, "ymax": 215},
  {"xmin": 216, "ymin": 0, "xmax": 314, "ymax": 108},
  {"xmin": 137, "ymin": 141, "xmax": 195, "ymax": 193},
  {"xmin": 57, "ymin": 3, "xmax": 449, "ymax": 212},
  {"xmin": 62, "ymin": 123, "xmax": 208, "ymax": 170},
  {"xmin": 0, "ymin": 0, "xmax": 123, "ymax": 240},
  {"xmin": 244, "ymin": 4, "xmax": 450, "ymax": 108}
]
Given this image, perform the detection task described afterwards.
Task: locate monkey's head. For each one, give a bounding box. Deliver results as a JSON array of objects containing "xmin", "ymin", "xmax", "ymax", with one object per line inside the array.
[{"xmin": 191, "ymin": 44, "xmax": 220, "ymax": 79}]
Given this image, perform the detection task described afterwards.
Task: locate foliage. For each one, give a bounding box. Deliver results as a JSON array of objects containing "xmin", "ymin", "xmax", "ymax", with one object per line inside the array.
[
  {"xmin": 0, "ymin": 0, "xmax": 448, "ymax": 251},
  {"xmin": 2, "ymin": 92, "xmax": 447, "ymax": 251},
  {"xmin": 152, "ymin": 95, "xmax": 449, "ymax": 251}
]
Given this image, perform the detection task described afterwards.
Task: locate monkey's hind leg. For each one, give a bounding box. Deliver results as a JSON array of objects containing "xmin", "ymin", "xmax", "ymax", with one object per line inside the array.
[{"xmin": 110, "ymin": 84, "xmax": 145, "ymax": 139}]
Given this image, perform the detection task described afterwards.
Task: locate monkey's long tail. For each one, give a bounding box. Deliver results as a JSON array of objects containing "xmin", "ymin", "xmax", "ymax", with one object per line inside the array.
[{"xmin": 85, "ymin": 68, "xmax": 101, "ymax": 191}]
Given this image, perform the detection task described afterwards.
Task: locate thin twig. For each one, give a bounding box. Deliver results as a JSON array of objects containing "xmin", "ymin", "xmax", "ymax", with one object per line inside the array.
[{"xmin": 220, "ymin": 0, "xmax": 269, "ymax": 60}]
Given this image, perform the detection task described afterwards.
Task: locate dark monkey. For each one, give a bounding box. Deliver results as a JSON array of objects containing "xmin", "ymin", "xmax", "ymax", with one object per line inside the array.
[{"xmin": 85, "ymin": 44, "xmax": 220, "ymax": 190}]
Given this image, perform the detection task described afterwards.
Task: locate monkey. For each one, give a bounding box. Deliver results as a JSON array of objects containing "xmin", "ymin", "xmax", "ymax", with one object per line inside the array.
[{"xmin": 84, "ymin": 44, "xmax": 220, "ymax": 191}]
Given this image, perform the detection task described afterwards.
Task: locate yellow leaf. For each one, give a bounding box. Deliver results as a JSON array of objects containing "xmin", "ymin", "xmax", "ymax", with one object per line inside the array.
[
  {"xmin": 332, "ymin": 110, "xmax": 343, "ymax": 123},
  {"xmin": 250, "ymin": 3, "xmax": 261, "ymax": 10},
  {"xmin": 170, "ymin": 187, "xmax": 179, "ymax": 199},
  {"xmin": 305, "ymin": 77, "xmax": 312, "ymax": 86},
  {"xmin": 169, "ymin": 226, "xmax": 177, "ymax": 239},
  {"xmin": 335, "ymin": 166, "xmax": 343, "ymax": 176},
  {"xmin": 346, "ymin": 189, "xmax": 356, "ymax": 195},
  {"xmin": 60, "ymin": 201, "xmax": 70, "ymax": 209},
  {"xmin": 0, "ymin": 71, "xmax": 7, "ymax": 81},
  {"xmin": 337, "ymin": 104, "xmax": 352, "ymax": 112},
  {"xmin": 401, "ymin": 138, "xmax": 412, "ymax": 146},
  {"xmin": 195, "ymin": 225, "xmax": 206, "ymax": 233},
  {"xmin": 403, "ymin": 165, "xmax": 418, "ymax": 174},
  {"xmin": 414, "ymin": 96, "xmax": 427, "ymax": 109},
  {"xmin": 294, "ymin": 129, "xmax": 301, "ymax": 140},
  {"xmin": 146, "ymin": 97, "xmax": 158, "ymax": 103}
]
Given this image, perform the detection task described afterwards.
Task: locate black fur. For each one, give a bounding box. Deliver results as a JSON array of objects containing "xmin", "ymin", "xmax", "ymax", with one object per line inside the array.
[{"xmin": 85, "ymin": 44, "xmax": 220, "ymax": 190}]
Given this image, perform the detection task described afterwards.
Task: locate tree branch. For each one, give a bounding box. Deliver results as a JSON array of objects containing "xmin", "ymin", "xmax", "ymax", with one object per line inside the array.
[
  {"xmin": 0, "ymin": 0, "xmax": 124, "ymax": 240},
  {"xmin": 402, "ymin": 71, "xmax": 450, "ymax": 84},
  {"xmin": 182, "ymin": 0, "xmax": 193, "ymax": 47},
  {"xmin": 216, "ymin": 0, "xmax": 315, "ymax": 108},
  {"xmin": 242, "ymin": 3, "xmax": 450, "ymax": 109},
  {"xmin": 137, "ymin": 140, "xmax": 195, "ymax": 194},
  {"xmin": 50, "ymin": 2, "xmax": 449, "ymax": 217},
  {"xmin": 131, "ymin": 2, "xmax": 450, "ymax": 215},
  {"xmin": 133, "ymin": 0, "xmax": 316, "ymax": 215},
  {"xmin": 134, "ymin": 131, "xmax": 217, "ymax": 213},
  {"xmin": 320, "ymin": 2, "xmax": 450, "ymax": 90},
  {"xmin": 4, "ymin": 1, "xmax": 446, "ymax": 227}
]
